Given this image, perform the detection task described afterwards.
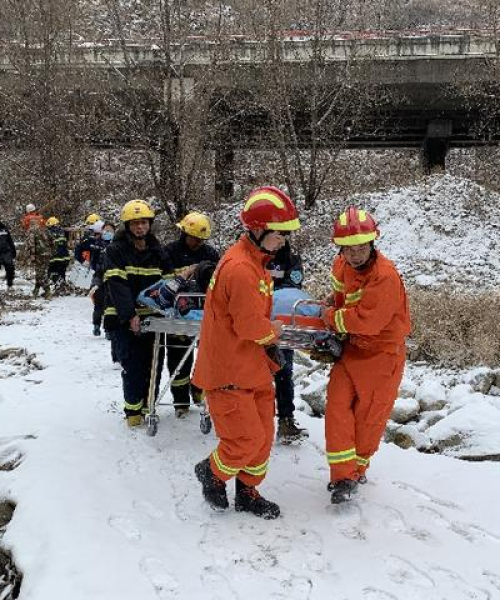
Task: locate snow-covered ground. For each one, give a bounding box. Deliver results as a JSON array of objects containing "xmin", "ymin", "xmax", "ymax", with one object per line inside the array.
[{"xmin": 2, "ymin": 293, "xmax": 500, "ymax": 600}]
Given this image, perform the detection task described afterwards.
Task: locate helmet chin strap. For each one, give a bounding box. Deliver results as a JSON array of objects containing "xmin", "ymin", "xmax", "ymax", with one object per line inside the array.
[{"xmin": 248, "ymin": 230, "xmax": 275, "ymax": 255}]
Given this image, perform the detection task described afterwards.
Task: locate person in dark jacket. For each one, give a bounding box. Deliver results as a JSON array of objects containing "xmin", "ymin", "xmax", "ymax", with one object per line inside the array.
[
  {"xmin": 89, "ymin": 221, "xmax": 115, "ymax": 337},
  {"xmin": 45, "ymin": 217, "xmax": 71, "ymax": 289},
  {"xmin": 162, "ymin": 211, "xmax": 220, "ymax": 418},
  {"xmin": 103, "ymin": 200, "xmax": 167, "ymax": 427},
  {"xmin": 0, "ymin": 221, "xmax": 16, "ymax": 289},
  {"xmin": 267, "ymin": 240, "xmax": 309, "ymax": 443}
]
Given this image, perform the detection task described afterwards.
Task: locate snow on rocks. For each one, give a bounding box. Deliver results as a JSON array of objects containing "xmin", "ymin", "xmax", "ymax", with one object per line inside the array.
[
  {"xmin": 415, "ymin": 379, "xmax": 447, "ymax": 411},
  {"xmin": 386, "ymin": 365, "xmax": 500, "ymax": 461},
  {"xmin": 0, "ymin": 346, "xmax": 44, "ymax": 379},
  {"xmin": 391, "ymin": 396, "xmax": 420, "ymax": 424}
]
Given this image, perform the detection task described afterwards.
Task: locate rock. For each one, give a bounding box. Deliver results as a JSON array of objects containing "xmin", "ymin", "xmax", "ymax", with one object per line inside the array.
[
  {"xmin": 418, "ymin": 409, "xmax": 447, "ymax": 429},
  {"xmin": 294, "ymin": 351, "xmax": 315, "ymax": 369},
  {"xmin": 386, "ymin": 424, "xmax": 431, "ymax": 450},
  {"xmin": 416, "ymin": 379, "xmax": 447, "ymax": 411},
  {"xmin": 391, "ymin": 396, "xmax": 420, "ymax": 424},
  {"xmin": 299, "ymin": 375, "xmax": 327, "ymax": 416},
  {"xmin": 427, "ymin": 402, "xmax": 500, "ymax": 458},
  {"xmin": 398, "ymin": 378, "xmax": 417, "ymax": 399},
  {"xmin": 469, "ymin": 368, "xmax": 496, "ymax": 395}
]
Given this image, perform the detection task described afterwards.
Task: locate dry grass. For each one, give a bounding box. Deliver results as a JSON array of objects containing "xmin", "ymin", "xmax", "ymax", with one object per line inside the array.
[{"xmin": 409, "ymin": 287, "xmax": 500, "ymax": 367}]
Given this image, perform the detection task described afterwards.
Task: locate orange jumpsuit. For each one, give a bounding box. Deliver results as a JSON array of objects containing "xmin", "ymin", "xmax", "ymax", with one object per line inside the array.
[
  {"xmin": 192, "ymin": 235, "xmax": 279, "ymax": 486},
  {"xmin": 323, "ymin": 250, "xmax": 411, "ymax": 482}
]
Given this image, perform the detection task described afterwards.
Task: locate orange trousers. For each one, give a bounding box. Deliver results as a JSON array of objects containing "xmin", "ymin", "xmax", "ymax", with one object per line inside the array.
[
  {"xmin": 325, "ymin": 344, "xmax": 405, "ymax": 482},
  {"xmin": 207, "ymin": 383, "xmax": 275, "ymax": 486}
]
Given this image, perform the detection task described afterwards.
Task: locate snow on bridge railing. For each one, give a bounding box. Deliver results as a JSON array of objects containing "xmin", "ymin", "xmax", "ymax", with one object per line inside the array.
[{"xmin": 0, "ymin": 30, "xmax": 499, "ymax": 71}]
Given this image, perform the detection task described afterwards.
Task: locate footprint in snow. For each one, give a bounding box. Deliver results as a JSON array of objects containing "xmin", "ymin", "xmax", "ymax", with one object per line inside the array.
[
  {"xmin": 418, "ymin": 505, "xmax": 500, "ymax": 544},
  {"xmin": 139, "ymin": 557, "xmax": 179, "ymax": 598},
  {"xmin": 133, "ymin": 499, "xmax": 164, "ymax": 520},
  {"xmin": 327, "ymin": 501, "xmax": 367, "ymax": 541},
  {"xmin": 483, "ymin": 570, "xmax": 500, "ymax": 591},
  {"xmin": 108, "ymin": 515, "xmax": 141, "ymax": 542},
  {"xmin": 391, "ymin": 481, "xmax": 460, "ymax": 510},
  {"xmin": 0, "ymin": 445, "xmax": 24, "ymax": 471},
  {"xmin": 373, "ymin": 503, "xmax": 434, "ymax": 543},
  {"xmin": 362, "ymin": 587, "xmax": 400, "ymax": 600},
  {"xmin": 429, "ymin": 566, "xmax": 492, "ymax": 600},
  {"xmin": 386, "ymin": 555, "xmax": 435, "ymax": 589},
  {"xmin": 200, "ymin": 565, "xmax": 238, "ymax": 600}
]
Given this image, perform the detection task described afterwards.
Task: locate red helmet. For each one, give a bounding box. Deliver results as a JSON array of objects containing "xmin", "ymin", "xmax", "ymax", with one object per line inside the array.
[
  {"xmin": 240, "ymin": 186, "xmax": 300, "ymax": 231},
  {"xmin": 333, "ymin": 206, "xmax": 379, "ymax": 246}
]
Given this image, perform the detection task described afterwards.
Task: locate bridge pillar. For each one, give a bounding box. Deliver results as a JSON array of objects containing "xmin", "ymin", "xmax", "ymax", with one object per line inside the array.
[
  {"xmin": 421, "ymin": 120, "xmax": 452, "ymax": 174},
  {"xmin": 215, "ymin": 142, "xmax": 234, "ymax": 202}
]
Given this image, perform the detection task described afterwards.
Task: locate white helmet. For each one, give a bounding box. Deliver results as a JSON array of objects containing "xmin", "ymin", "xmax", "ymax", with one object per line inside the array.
[
  {"xmin": 26, "ymin": 203, "xmax": 36, "ymax": 213},
  {"xmin": 91, "ymin": 220, "xmax": 105, "ymax": 234}
]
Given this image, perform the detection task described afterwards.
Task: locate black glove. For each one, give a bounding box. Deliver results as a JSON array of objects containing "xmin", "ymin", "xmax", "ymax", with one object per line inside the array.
[{"xmin": 265, "ymin": 345, "xmax": 286, "ymax": 369}]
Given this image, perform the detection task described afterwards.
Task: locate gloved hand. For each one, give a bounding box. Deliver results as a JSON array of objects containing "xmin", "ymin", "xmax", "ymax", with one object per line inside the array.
[{"xmin": 265, "ymin": 345, "xmax": 286, "ymax": 370}]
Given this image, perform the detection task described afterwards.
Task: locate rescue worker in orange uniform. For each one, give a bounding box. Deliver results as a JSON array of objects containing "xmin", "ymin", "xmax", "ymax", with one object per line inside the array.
[
  {"xmin": 193, "ymin": 186, "xmax": 301, "ymax": 519},
  {"xmin": 322, "ymin": 207, "xmax": 411, "ymax": 504}
]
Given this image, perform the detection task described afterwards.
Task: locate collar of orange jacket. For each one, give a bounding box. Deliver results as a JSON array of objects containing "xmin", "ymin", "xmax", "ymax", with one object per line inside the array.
[{"xmin": 240, "ymin": 234, "xmax": 273, "ymax": 267}]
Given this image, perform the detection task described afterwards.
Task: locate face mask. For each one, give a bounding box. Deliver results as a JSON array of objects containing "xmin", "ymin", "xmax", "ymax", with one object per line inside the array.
[{"xmin": 102, "ymin": 231, "xmax": 114, "ymax": 242}]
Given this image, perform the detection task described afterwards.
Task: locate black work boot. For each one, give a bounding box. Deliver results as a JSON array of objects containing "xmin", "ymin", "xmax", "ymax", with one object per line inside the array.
[
  {"xmin": 328, "ymin": 479, "xmax": 359, "ymax": 504},
  {"xmin": 235, "ymin": 479, "xmax": 280, "ymax": 520},
  {"xmin": 194, "ymin": 458, "xmax": 229, "ymax": 511},
  {"xmin": 276, "ymin": 417, "xmax": 309, "ymax": 444}
]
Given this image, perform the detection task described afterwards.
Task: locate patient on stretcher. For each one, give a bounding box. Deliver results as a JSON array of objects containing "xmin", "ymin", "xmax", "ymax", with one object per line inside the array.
[{"xmin": 137, "ymin": 261, "xmax": 216, "ymax": 319}]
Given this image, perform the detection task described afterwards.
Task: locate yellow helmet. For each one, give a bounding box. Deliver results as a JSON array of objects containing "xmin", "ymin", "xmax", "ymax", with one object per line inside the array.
[
  {"xmin": 46, "ymin": 216, "xmax": 60, "ymax": 227},
  {"xmin": 120, "ymin": 199, "xmax": 155, "ymax": 222},
  {"xmin": 85, "ymin": 213, "xmax": 102, "ymax": 226},
  {"xmin": 176, "ymin": 211, "xmax": 212, "ymax": 240}
]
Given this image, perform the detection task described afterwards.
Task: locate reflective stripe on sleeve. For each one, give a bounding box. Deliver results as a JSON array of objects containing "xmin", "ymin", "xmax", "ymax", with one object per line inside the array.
[
  {"xmin": 255, "ymin": 332, "xmax": 275, "ymax": 345},
  {"xmin": 104, "ymin": 268, "xmax": 128, "ymax": 281},
  {"xmin": 334, "ymin": 309, "xmax": 347, "ymax": 334}
]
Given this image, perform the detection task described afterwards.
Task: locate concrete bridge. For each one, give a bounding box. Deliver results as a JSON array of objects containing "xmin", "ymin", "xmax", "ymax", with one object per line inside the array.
[{"xmin": 1, "ymin": 31, "xmax": 500, "ymax": 194}]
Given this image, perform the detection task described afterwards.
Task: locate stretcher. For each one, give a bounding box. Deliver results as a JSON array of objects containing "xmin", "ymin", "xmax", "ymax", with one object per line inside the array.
[
  {"xmin": 140, "ymin": 297, "xmax": 343, "ymax": 437},
  {"xmin": 140, "ymin": 293, "xmax": 206, "ymax": 437}
]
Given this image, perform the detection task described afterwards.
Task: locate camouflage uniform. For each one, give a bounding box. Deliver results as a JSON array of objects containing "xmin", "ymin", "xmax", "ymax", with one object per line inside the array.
[{"xmin": 26, "ymin": 226, "xmax": 52, "ymax": 298}]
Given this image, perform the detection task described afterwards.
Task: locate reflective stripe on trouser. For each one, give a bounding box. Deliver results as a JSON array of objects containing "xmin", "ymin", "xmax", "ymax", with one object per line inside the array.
[
  {"xmin": 166, "ymin": 334, "xmax": 194, "ymax": 407},
  {"xmin": 325, "ymin": 345, "xmax": 406, "ymax": 482},
  {"xmin": 207, "ymin": 383, "xmax": 275, "ymax": 486},
  {"xmin": 112, "ymin": 326, "xmax": 165, "ymax": 416}
]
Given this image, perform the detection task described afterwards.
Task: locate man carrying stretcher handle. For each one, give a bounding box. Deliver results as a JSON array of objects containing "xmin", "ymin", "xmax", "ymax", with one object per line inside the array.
[{"xmin": 193, "ymin": 186, "xmax": 300, "ymax": 519}]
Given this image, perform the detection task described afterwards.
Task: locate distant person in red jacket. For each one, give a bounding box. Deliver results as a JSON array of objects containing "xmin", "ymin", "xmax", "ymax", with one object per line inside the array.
[{"xmin": 21, "ymin": 204, "xmax": 45, "ymax": 232}]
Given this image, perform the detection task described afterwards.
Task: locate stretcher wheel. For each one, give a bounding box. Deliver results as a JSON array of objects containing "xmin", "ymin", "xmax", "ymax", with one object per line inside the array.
[
  {"xmin": 146, "ymin": 414, "xmax": 159, "ymax": 437},
  {"xmin": 200, "ymin": 413, "xmax": 212, "ymax": 435}
]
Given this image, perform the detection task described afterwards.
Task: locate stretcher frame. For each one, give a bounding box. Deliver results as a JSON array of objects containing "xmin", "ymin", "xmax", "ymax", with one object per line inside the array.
[
  {"xmin": 140, "ymin": 296, "xmax": 337, "ymax": 437},
  {"xmin": 140, "ymin": 293, "xmax": 208, "ymax": 436}
]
